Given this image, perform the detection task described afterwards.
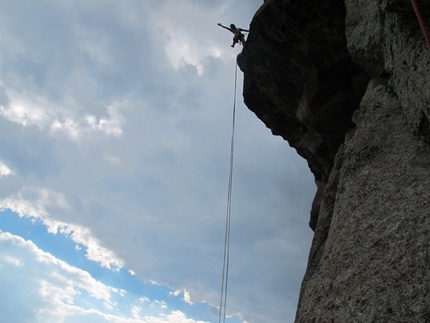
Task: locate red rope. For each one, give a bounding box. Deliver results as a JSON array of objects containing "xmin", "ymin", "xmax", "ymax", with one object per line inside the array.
[{"xmin": 410, "ymin": 0, "xmax": 430, "ymax": 52}]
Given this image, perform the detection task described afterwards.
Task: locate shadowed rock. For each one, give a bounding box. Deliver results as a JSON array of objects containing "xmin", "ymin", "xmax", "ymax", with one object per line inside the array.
[
  {"xmin": 239, "ymin": 0, "xmax": 430, "ymax": 321},
  {"xmin": 238, "ymin": 0, "xmax": 368, "ymax": 230}
]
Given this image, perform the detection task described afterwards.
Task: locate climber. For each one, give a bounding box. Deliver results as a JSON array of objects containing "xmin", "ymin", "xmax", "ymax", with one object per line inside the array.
[{"xmin": 217, "ymin": 23, "xmax": 249, "ymax": 48}]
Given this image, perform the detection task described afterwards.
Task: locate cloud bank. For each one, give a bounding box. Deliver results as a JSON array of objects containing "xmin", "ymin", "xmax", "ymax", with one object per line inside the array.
[{"xmin": 0, "ymin": 0, "xmax": 315, "ymax": 322}]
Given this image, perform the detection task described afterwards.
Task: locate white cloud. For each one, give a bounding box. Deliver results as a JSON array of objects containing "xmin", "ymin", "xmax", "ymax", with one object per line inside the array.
[
  {"xmin": 169, "ymin": 289, "xmax": 193, "ymax": 305},
  {"xmin": 3, "ymin": 256, "xmax": 23, "ymax": 266},
  {"xmin": 0, "ymin": 160, "xmax": 13, "ymax": 177},
  {"xmin": 169, "ymin": 290, "xmax": 181, "ymax": 297},
  {"xmin": 0, "ymin": 187, "xmax": 63, "ymax": 221},
  {"xmin": 0, "ymin": 89, "xmax": 124, "ymax": 140},
  {"xmin": 144, "ymin": 311, "xmax": 209, "ymax": 323},
  {"xmin": 0, "ymin": 94, "xmax": 50, "ymax": 128},
  {"xmin": 161, "ymin": 27, "xmax": 206, "ymax": 75},
  {"xmin": 59, "ymin": 224, "xmax": 124, "ymax": 270},
  {"xmin": 147, "ymin": 280, "xmax": 161, "ymax": 286},
  {"xmin": 49, "ymin": 104, "xmax": 123, "ymax": 139},
  {"xmin": 0, "ymin": 231, "xmax": 212, "ymax": 323},
  {"xmin": 0, "ymin": 232, "xmax": 118, "ymax": 319},
  {"xmin": 0, "ymin": 1, "xmax": 316, "ymax": 322},
  {"xmin": 153, "ymin": 1, "xmax": 236, "ymax": 75},
  {"xmin": 0, "ymin": 187, "xmax": 124, "ymax": 270},
  {"xmin": 131, "ymin": 305, "xmax": 142, "ymax": 320},
  {"xmin": 183, "ymin": 290, "xmax": 193, "ymax": 305}
]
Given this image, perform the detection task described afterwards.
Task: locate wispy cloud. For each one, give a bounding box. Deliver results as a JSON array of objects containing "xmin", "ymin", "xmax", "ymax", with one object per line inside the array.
[
  {"xmin": 1, "ymin": 188, "xmax": 124, "ymax": 269},
  {"xmin": 0, "ymin": 160, "xmax": 13, "ymax": 177},
  {"xmin": 0, "ymin": 231, "xmax": 212, "ymax": 323},
  {"xmin": 0, "ymin": 0, "xmax": 315, "ymax": 322}
]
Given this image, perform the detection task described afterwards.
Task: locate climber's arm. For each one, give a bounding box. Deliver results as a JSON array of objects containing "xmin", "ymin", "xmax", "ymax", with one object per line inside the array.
[{"xmin": 217, "ymin": 23, "xmax": 232, "ymax": 32}]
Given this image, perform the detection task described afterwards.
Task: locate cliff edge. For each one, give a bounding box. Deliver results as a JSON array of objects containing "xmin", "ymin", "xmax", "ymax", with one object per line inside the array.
[{"xmin": 238, "ymin": 0, "xmax": 430, "ymax": 321}]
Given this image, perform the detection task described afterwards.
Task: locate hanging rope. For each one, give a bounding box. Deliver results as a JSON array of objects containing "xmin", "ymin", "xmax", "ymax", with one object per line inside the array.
[
  {"xmin": 410, "ymin": 0, "xmax": 430, "ymax": 52},
  {"xmin": 218, "ymin": 62, "xmax": 238, "ymax": 323}
]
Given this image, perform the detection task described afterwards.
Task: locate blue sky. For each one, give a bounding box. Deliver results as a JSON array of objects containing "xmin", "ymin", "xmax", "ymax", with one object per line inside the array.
[{"xmin": 0, "ymin": 1, "xmax": 315, "ymax": 322}]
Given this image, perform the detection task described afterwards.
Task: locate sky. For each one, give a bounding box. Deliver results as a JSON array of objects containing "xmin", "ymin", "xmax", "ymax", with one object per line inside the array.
[{"xmin": 0, "ymin": 1, "xmax": 315, "ymax": 323}]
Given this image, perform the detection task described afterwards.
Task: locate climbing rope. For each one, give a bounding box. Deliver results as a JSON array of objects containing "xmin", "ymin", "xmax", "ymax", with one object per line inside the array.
[
  {"xmin": 410, "ymin": 0, "xmax": 430, "ymax": 52},
  {"xmin": 218, "ymin": 62, "xmax": 238, "ymax": 323}
]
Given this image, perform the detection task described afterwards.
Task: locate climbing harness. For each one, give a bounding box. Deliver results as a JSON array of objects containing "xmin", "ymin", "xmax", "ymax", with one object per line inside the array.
[
  {"xmin": 217, "ymin": 23, "xmax": 249, "ymax": 48},
  {"xmin": 218, "ymin": 62, "xmax": 238, "ymax": 323},
  {"xmin": 410, "ymin": 0, "xmax": 430, "ymax": 52}
]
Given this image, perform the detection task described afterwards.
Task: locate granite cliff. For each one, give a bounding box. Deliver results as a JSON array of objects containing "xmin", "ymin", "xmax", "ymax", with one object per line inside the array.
[{"xmin": 237, "ymin": 0, "xmax": 430, "ymax": 321}]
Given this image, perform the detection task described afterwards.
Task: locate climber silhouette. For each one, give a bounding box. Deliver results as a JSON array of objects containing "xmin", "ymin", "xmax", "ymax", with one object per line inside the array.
[{"xmin": 217, "ymin": 23, "xmax": 249, "ymax": 48}]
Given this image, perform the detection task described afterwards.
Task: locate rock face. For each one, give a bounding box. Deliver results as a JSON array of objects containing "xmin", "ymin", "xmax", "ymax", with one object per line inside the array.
[
  {"xmin": 238, "ymin": 0, "xmax": 369, "ymax": 230},
  {"xmin": 238, "ymin": 0, "xmax": 430, "ymax": 321}
]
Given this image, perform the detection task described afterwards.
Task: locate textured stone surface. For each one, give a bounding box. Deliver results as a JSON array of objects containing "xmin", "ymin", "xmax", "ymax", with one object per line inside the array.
[
  {"xmin": 238, "ymin": 0, "xmax": 368, "ymax": 230},
  {"xmin": 240, "ymin": 0, "xmax": 430, "ymax": 321},
  {"xmin": 346, "ymin": 0, "xmax": 430, "ymax": 136},
  {"xmin": 297, "ymin": 78, "xmax": 430, "ymax": 322}
]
